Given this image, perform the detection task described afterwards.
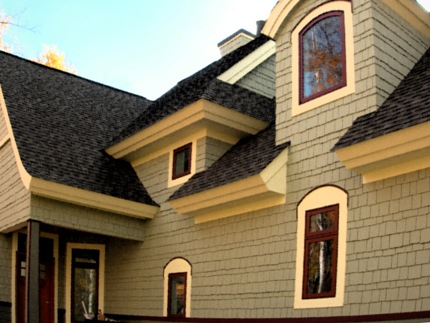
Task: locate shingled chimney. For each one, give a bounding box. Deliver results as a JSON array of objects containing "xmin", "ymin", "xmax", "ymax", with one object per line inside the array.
[{"xmin": 217, "ymin": 29, "xmax": 255, "ymax": 57}]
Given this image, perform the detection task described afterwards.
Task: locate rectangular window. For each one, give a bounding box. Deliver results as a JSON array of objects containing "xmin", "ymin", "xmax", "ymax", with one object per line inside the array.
[
  {"xmin": 303, "ymin": 205, "xmax": 338, "ymax": 299},
  {"xmin": 72, "ymin": 249, "xmax": 100, "ymax": 322},
  {"xmin": 168, "ymin": 272, "xmax": 187, "ymax": 317},
  {"xmin": 172, "ymin": 143, "xmax": 192, "ymax": 179}
]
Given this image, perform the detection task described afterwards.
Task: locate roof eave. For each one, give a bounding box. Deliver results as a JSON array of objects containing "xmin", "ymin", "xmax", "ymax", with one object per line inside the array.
[
  {"xmin": 335, "ymin": 121, "xmax": 430, "ymax": 183},
  {"xmin": 169, "ymin": 147, "xmax": 289, "ymax": 223},
  {"xmin": 106, "ymin": 99, "xmax": 269, "ymax": 165}
]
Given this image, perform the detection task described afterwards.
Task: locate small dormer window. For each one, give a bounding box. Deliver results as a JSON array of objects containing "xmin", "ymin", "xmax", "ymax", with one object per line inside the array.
[
  {"xmin": 299, "ymin": 11, "xmax": 345, "ymax": 104},
  {"xmin": 172, "ymin": 143, "xmax": 192, "ymax": 179}
]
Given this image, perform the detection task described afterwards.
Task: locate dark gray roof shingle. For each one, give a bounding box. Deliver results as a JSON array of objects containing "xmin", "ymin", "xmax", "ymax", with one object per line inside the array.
[
  {"xmin": 169, "ymin": 122, "xmax": 289, "ymax": 200},
  {"xmin": 333, "ymin": 47, "xmax": 430, "ymax": 150},
  {"xmin": 0, "ymin": 51, "xmax": 158, "ymax": 206},
  {"xmin": 112, "ymin": 35, "xmax": 274, "ymax": 145}
]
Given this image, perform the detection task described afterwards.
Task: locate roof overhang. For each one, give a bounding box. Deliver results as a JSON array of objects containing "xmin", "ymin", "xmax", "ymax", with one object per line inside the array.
[
  {"xmin": 335, "ymin": 121, "xmax": 430, "ymax": 183},
  {"xmin": 217, "ymin": 40, "xmax": 276, "ymax": 85},
  {"xmin": 0, "ymin": 86, "xmax": 159, "ymax": 220},
  {"xmin": 262, "ymin": 0, "xmax": 430, "ymax": 41},
  {"xmin": 106, "ymin": 99, "xmax": 269, "ymax": 165},
  {"xmin": 169, "ymin": 147, "xmax": 288, "ymax": 223}
]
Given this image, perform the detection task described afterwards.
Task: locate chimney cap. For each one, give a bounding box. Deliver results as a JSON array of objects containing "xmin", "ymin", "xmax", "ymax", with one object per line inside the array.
[{"xmin": 217, "ymin": 29, "xmax": 255, "ymax": 47}]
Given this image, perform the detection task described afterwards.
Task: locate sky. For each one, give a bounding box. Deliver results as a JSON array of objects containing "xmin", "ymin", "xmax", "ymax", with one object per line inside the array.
[{"xmin": 2, "ymin": 0, "xmax": 430, "ymax": 100}]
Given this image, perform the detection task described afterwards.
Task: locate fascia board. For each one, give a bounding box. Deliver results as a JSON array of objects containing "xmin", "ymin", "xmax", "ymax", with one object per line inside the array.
[
  {"xmin": 0, "ymin": 86, "xmax": 159, "ymax": 220},
  {"xmin": 217, "ymin": 40, "xmax": 276, "ymax": 84},
  {"xmin": 106, "ymin": 99, "xmax": 267, "ymax": 161},
  {"xmin": 261, "ymin": 0, "xmax": 301, "ymax": 39},
  {"xmin": 336, "ymin": 121, "xmax": 430, "ymax": 183},
  {"xmin": 29, "ymin": 177, "xmax": 159, "ymax": 219},
  {"xmin": 169, "ymin": 151, "xmax": 288, "ymax": 223},
  {"xmin": 381, "ymin": 0, "xmax": 430, "ymax": 41}
]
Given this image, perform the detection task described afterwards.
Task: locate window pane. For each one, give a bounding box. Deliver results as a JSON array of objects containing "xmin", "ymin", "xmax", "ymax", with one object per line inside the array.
[
  {"xmin": 72, "ymin": 249, "xmax": 99, "ymax": 322},
  {"xmin": 74, "ymin": 268, "xmax": 98, "ymax": 321},
  {"xmin": 309, "ymin": 210, "xmax": 335, "ymax": 232},
  {"xmin": 306, "ymin": 239, "xmax": 334, "ymax": 295},
  {"xmin": 175, "ymin": 149, "xmax": 189, "ymax": 175},
  {"xmin": 302, "ymin": 14, "xmax": 343, "ymax": 100},
  {"xmin": 169, "ymin": 275, "xmax": 186, "ymax": 316}
]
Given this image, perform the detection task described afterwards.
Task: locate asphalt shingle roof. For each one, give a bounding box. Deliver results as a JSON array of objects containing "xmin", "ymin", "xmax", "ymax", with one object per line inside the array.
[
  {"xmin": 0, "ymin": 51, "xmax": 158, "ymax": 206},
  {"xmin": 112, "ymin": 35, "xmax": 274, "ymax": 145},
  {"xmin": 169, "ymin": 122, "xmax": 289, "ymax": 200},
  {"xmin": 333, "ymin": 47, "xmax": 430, "ymax": 150}
]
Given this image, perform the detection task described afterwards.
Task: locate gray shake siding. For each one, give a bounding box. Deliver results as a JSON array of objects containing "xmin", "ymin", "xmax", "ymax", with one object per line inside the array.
[
  {"xmin": 0, "ymin": 0, "xmax": 429, "ymax": 321},
  {"xmin": 0, "ymin": 141, "xmax": 31, "ymax": 232},
  {"xmin": 236, "ymin": 54, "xmax": 276, "ymax": 98},
  {"xmin": 103, "ymin": 0, "xmax": 430, "ymax": 319}
]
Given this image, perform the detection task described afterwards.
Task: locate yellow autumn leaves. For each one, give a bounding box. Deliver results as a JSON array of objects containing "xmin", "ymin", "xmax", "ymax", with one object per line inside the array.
[{"xmin": 0, "ymin": 5, "xmax": 76, "ymax": 73}]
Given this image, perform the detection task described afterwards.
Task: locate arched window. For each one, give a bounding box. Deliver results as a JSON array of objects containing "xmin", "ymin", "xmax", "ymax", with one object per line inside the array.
[
  {"xmin": 299, "ymin": 11, "xmax": 346, "ymax": 103},
  {"xmin": 291, "ymin": 1, "xmax": 355, "ymax": 116},
  {"xmin": 294, "ymin": 185, "xmax": 348, "ymax": 308},
  {"xmin": 163, "ymin": 257, "xmax": 192, "ymax": 317}
]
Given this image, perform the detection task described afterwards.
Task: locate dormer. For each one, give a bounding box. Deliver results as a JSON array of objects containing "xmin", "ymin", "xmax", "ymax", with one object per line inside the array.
[{"xmin": 106, "ymin": 34, "xmax": 277, "ymax": 188}]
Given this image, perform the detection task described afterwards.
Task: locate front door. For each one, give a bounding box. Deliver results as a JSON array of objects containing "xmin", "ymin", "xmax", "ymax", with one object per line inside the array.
[{"xmin": 16, "ymin": 234, "xmax": 55, "ymax": 323}]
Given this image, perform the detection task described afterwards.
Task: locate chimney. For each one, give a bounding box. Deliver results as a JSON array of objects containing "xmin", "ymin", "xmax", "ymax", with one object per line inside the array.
[
  {"xmin": 217, "ymin": 29, "xmax": 255, "ymax": 57},
  {"xmin": 256, "ymin": 20, "xmax": 266, "ymax": 36}
]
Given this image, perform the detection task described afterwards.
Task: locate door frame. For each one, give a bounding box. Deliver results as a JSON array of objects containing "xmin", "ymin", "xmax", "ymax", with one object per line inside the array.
[
  {"xmin": 65, "ymin": 243, "xmax": 105, "ymax": 323},
  {"xmin": 11, "ymin": 232, "xmax": 59, "ymax": 323}
]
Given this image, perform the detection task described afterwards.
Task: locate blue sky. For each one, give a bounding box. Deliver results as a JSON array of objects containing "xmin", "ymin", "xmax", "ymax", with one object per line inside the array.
[
  {"xmin": 2, "ymin": 0, "xmax": 278, "ymax": 99},
  {"xmin": 2, "ymin": 0, "xmax": 430, "ymax": 100}
]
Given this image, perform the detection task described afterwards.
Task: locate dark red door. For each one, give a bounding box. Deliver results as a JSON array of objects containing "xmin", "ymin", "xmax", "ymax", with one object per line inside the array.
[{"xmin": 16, "ymin": 235, "xmax": 55, "ymax": 323}]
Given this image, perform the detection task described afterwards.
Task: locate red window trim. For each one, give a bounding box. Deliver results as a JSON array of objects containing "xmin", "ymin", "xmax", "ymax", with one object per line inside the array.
[
  {"xmin": 302, "ymin": 204, "xmax": 339, "ymax": 299},
  {"xmin": 299, "ymin": 11, "xmax": 346, "ymax": 104},
  {"xmin": 167, "ymin": 272, "xmax": 187, "ymax": 318},
  {"xmin": 172, "ymin": 143, "xmax": 192, "ymax": 180}
]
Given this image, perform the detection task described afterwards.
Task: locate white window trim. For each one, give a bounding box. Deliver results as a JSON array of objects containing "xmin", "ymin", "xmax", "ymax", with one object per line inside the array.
[
  {"xmin": 291, "ymin": 1, "xmax": 355, "ymax": 116},
  {"xmin": 163, "ymin": 258, "xmax": 192, "ymax": 317},
  {"xmin": 294, "ymin": 185, "xmax": 348, "ymax": 308},
  {"xmin": 65, "ymin": 243, "xmax": 105, "ymax": 323}
]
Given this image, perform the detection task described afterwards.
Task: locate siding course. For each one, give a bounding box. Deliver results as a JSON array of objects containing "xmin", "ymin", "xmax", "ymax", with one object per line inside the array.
[
  {"xmin": 236, "ymin": 54, "xmax": 276, "ymax": 98},
  {"xmin": 0, "ymin": 140, "xmax": 31, "ymax": 232}
]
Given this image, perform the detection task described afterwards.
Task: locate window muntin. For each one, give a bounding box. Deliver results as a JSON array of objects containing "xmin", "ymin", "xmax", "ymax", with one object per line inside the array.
[
  {"xmin": 168, "ymin": 272, "xmax": 187, "ymax": 317},
  {"xmin": 172, "ymin": 143, "xmax": 192, "ymax": 179},
  {"xmin": 300, "ymin": 11, "xmax": 345, "ymax": 103},
  {"xmin": 303, "ymin": 205, "xmax": 339, "ymax": 299}
]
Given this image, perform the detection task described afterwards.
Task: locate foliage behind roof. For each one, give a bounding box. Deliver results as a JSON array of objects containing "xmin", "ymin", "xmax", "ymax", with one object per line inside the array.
[{"xmin": 0, "ymin": 51, "xmax": 158, "ymax": 206}]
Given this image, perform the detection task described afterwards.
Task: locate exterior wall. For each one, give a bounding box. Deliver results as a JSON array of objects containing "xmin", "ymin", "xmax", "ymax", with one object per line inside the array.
[
  {"xmin": 275, "ymin": 0, "xmax": 429, "ymax": 144},
  {"xmin": 103, "ymin": 0, "xmax": 430, "ymax": 320},
  {"xmin": 0, "ymin": 233, "xmax": 12, "ymax": 322},
  {"xmin": 30, "ymin": 196, "xmax": 147, "ymax": 241},
  {"xmin": 236, "ymin": 54, "xmax": 276, "ymax": 98},
  {"xmin": 0, "ymin": 140, "xmax": 31, "ymax": 232}
]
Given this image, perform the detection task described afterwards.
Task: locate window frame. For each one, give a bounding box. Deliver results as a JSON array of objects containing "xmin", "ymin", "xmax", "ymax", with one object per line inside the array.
[
  {"xmin": 71, "ymin": 249, "xmax": 100, "ymax": 322},
  {"xmin": 163, "ymin": 257, "xmax": 192, "ymax": 317},
  {"xmin": 302, "ymin": 204, "xmax": 339, "ymax": 299},
  {"xmin": 299, "ymin": 11, "xmax": 346, "ymax": 104},
  {"xmin": 167, "ymin": 272, "xmax": 187, "ymax": 318},
  {"xmin": 172, "ymin": 143, "xmax": 192, "ymax": 180},
  {"xmin": 291, "ymin": 1, "xmax": 355, "ymax": 117}
]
